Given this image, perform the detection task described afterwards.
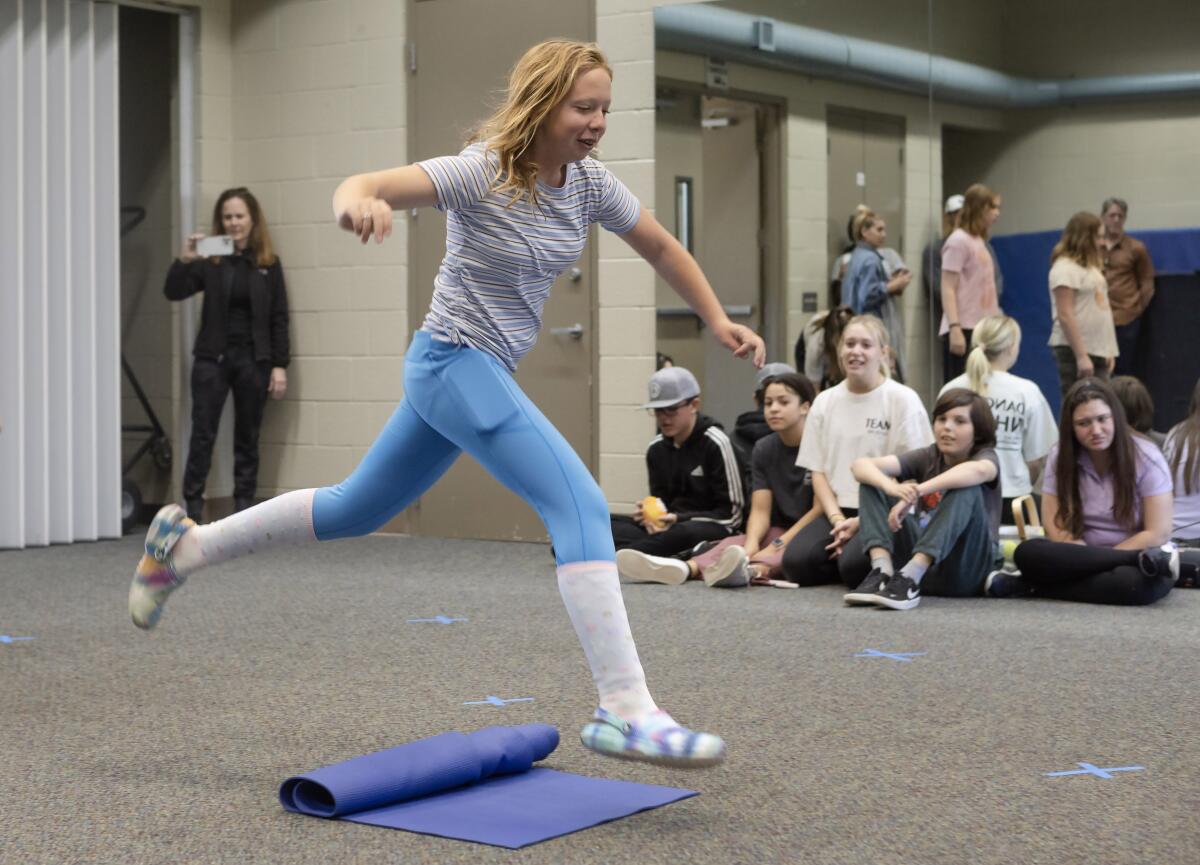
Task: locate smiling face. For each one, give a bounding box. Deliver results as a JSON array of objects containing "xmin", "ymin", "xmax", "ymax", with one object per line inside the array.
[
  {"xmin": 221, "ymin": 196, "xmax": 253, "ymax": 250},
  {"xmin": 933, "ymin": 405, "xmax": 976, "ymax": 460},
  {"xmin": 762, "ymin": 382, "xmax": 809, "ymax": 435},
  {"xmin": 1072, "ymin": 398, "xmax": 1116, "ymax": 455},
  {"xmin": 536, "ymin": 67, "xmax": 611, "ymax": 170},
  {"xmin": 839, "ymin": 322, "xmax": 884, "ymax": 385}
]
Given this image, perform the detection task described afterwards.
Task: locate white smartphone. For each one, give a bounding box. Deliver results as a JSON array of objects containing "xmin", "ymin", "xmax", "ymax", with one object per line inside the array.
[{"xmin": 196, "ymin": 235, "xmax": 234, "ymax": 257}]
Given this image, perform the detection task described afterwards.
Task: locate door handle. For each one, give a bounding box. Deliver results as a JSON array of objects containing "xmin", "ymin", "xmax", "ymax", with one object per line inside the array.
[
  {"xmin": 567, "ymin": 267, "xmax": 583, "ymax": 282},
  {"xmin": 549, "ymin": 323, "xmax": 584, "ymax": 340}
]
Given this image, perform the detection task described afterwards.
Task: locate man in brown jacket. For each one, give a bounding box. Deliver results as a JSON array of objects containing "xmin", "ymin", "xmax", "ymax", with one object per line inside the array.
[{"xmin": 1101, "ymin": 196, "xmax": 1155, "ymax": 376}]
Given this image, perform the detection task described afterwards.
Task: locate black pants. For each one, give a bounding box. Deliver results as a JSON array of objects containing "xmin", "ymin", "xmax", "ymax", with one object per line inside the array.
[
  {"xmin": 610, "ymin": 515, "xmax": 730, "ymax": 557},
  {"xmin": 780, "ymin": 509, "xmax": 868, "ymax": 586},
  {"xmin": 1013, "ymin": 537, "xmax": 1174, "ymax": 606},
  {"xmin": 182, "ymin": 344, "xmax": 270, "ymax": 504},
  {"xmin": 941, "ymin": 329, "xmax": 973, "ymax": 384}
]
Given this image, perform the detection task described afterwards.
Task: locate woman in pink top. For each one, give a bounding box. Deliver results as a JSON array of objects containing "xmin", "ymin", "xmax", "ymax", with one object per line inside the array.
[
  {"xmin": 940, "ymin": 183, "xmax": 1002, "ymax": 382},
  {"xmin": 988, "ymin": 378, "xmax": 1180, "ymax": 605}
]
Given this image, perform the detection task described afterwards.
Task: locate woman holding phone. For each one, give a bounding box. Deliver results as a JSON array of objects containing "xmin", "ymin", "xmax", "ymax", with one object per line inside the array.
[{"xmin": 165, "ymin": 187, "xmax": 291, "ymax": 522}]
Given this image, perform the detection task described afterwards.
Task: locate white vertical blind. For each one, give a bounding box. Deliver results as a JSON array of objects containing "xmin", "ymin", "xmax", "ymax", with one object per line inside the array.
[{"xmin": 0, "ymin": 0, "xmax": 120, "ymax": 548}]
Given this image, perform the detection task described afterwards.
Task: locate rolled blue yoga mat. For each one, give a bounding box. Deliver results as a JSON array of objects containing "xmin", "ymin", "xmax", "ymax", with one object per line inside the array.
[{"xmin": 279, "ymin": 723, "xmax": 697, "ymax": 848}]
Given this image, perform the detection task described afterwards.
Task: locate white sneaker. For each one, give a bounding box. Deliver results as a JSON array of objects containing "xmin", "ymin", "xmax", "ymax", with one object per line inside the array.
[
  {"xmin": 616, "ymin": 549, "xmax": 690, "ymax": 585},
  {"xmin": 703, "ymin": 545, "xmax": 751, "ymax": 588}
]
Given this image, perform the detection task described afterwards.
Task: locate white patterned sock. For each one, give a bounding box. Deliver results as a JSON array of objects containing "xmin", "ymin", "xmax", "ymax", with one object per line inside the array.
[
  {"xmin": 170, "ymin": 489, "xmax": 317, "ymax": 577},
  {"xmin": 557, "ymin": 561, "xmax": 661, "ymax": 722}
]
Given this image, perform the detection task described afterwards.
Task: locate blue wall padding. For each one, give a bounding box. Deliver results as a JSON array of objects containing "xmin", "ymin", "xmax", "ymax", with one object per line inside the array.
[
  {"xmin": 279, "ymin": 723, "xmax": 698, "ymax": 848},
  {"xmin": 988, "ymin": 227, "xmax": 1200, "ymax": 420}
]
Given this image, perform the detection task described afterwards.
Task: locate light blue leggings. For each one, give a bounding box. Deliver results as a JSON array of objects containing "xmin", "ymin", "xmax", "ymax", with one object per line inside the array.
[{"xmin": 312, "ymin": 331, "xmax": 613, "ymax": 565}]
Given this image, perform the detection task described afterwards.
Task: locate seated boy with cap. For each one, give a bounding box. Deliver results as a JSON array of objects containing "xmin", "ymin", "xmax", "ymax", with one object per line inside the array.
[{"xmin": 611, "ymin": 367, "xmax": 745, "ymax": 571}]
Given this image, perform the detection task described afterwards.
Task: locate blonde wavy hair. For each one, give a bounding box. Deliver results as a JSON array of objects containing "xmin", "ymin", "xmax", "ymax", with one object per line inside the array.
[
  {"xmin": 468, "ymin": 40, "xmax": 611, "ymax": 208},
  {"xmin": 965, "ymin": 315, "xmax": 1021, "ymax": 396}
]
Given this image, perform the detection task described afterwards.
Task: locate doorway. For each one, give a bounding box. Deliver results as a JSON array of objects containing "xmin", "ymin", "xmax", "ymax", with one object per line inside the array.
[
  {"xmin": 653, "ymin": 87, "xmax": 783, "ymax": 430},
  {"xmin": 404, "ymin": 0, "xmax": 596, "ymax": 542},
  {"xmin": 826, "ymin": 107, "xmax": 906, "ymax": 309}
]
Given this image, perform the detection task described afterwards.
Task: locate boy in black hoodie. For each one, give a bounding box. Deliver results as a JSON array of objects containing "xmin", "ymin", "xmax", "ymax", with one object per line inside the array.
[{"xmin": 611, "ymin": 367, "xmax": 744, "ymax": 572}]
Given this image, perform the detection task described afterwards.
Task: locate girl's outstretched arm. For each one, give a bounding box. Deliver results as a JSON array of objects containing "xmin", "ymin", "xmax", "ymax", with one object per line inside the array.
[
  {"xmin": 332, "ymin": 165, "xmax": 439, "ymax": 244},
  {"xmin": 620, "ymin": 209, "xmax": 765, "ymax": 366}
]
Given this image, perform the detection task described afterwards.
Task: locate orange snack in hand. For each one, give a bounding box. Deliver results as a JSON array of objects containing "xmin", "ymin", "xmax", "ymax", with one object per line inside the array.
[{"xmin": 641, "ymin": 496, "xmax": 668, "ymax": 530}]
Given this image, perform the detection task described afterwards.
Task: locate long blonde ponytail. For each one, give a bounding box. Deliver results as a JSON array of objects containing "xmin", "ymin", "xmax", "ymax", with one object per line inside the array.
[{"xmin": 965, "ymin": 315, "xmax": 1021, "ymax": 396}]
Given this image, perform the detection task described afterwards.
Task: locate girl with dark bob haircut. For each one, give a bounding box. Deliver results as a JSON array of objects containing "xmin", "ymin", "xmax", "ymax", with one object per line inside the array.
[
  {"xmin": 994, "ymin": 378, "xmax": 1178, "ymax": 605},
  {"xmin": 840, "ymin": 387, "xmax": 1003, "ymax": 610}
]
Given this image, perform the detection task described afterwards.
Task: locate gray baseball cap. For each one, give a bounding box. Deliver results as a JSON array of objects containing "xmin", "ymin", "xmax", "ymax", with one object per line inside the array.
[
  {"xmin": 642, "ymin": 366, "xmax": 701, "ymax": 409},
  {"xmin": 754, "ymin": 362, "xmax": 795, "ymax": 392}
]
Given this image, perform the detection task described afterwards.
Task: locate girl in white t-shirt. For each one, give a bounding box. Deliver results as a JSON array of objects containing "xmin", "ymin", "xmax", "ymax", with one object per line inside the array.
[
  {"xmin": 783, "ymin": 315, "xmax": 934, "ymax": 586},
  {"xmin": 1048, "ymin": 211, "xmax": 1118, "ymax": 396},
  {"xmin": 941, "ymin": 314, "xmax": 1057, "ymax": 517}
]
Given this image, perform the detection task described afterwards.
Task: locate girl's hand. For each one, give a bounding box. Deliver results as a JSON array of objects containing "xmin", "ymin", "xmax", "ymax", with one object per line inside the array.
[
  {"xmin": 340, "ymin": 198, "xmax": 393, "ymax": 244},
  {"xmin": 887, "ymin": 480, "xmax": 919, "ymax": 505},
  {"xmin": 949, "ymin": 327, "xmax": 966, "ymax": 356},
  {"xmin": 1106, "ymin": 355, "xmax": 1116, "ymax": 374},
  {"xmin": 267, "ymin": 367, "xmax": 288, "ymax": 400},
  {"xmin": 181, "ymin": 233, "xmax": 204, "ymax": 263},
  {"xmin": 1075, "ymin": 353, "xmax": 1095, "ymax": 378},
  {"xmin": 824, "ymin": 516, "xmax": 860, "ymax": 558},
  {"xmin": 888, "ymin": 499, "xmax": 913, "ymax": 532},
  {"xmin": 711, "ymin": 320, "xmax": 766, "ymax": 367}
]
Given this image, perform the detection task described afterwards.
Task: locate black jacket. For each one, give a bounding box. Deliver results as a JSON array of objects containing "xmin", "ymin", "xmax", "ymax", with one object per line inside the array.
[
  {"xmin": 646, "ymin": 414, "xmax": 744, "ymax": 531},
  {"xmin": 165, "ymin": 253, "xmax": 290, "ymax": 368}
]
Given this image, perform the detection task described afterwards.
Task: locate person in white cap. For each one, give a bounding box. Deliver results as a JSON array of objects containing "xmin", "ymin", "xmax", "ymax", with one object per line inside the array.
[{"xmin": 611, "ymin": 366, "xmax": 745, "ymax": 564}]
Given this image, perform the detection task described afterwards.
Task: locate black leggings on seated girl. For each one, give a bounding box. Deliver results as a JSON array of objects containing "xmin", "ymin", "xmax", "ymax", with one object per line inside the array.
[
  {"xmin": 854, "ymin": 484, "xmax": 998, "ymax": 596},
  {"xmin": 1013, "ymin": 538, "xmax": 1174, "ymax": 606}
]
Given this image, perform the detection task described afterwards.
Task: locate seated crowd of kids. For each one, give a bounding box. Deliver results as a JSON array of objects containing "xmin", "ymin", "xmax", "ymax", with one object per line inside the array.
[{"xmin": 613, "ymin": 312, "xmax": 1200, "ymax": 609}]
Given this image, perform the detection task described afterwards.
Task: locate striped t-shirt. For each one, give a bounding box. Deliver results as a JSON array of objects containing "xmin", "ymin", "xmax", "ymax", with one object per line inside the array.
[{"xmin": 416, "ymin": 142, "xmax": 641, "ymax": 371}]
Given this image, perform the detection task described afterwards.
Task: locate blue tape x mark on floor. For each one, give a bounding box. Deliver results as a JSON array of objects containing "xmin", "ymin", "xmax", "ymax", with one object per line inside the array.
[{"xmin": 279, "ymin": 723, "xmax": 695, "ymax": 848}]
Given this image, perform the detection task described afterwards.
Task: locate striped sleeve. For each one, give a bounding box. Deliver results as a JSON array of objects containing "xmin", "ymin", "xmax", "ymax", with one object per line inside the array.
[
  {"xmin": 591, "ymin": 163, "xmax": 641, "ymax": 233},
  {"xmin": 416, "ymin": 144, "xmax": 496, "ymax": 212}
]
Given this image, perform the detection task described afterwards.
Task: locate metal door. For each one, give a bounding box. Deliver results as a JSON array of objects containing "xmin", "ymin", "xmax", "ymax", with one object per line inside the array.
[
  {"xmin": 826, "ymin": 108, "xmax": 906, "ymax": 307},
  {"xmin": 405, "ymin": 0, "xmax": 595, "ymax": 542}
]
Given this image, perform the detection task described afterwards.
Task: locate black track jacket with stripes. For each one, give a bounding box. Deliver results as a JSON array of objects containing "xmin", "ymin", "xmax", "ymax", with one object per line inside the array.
[{"xmin": 645, "ymin": 414, "xmax": 744, "ymax": 532}]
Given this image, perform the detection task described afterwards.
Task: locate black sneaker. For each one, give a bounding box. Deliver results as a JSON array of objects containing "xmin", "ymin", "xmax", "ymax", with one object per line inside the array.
[
  {"xmin": 873, "ymin": 573, "xmax": 921, "ymax": 610},
  {"xmin": 984, "ymin": 568, "xmax": 1034, "ymax": 598},
  {"xmin": 843, "ymin": 568, "xmax": 890, "ymax": 606},
  {"xmin": 1137, "ymin": 543, "xmax": 1179, "ymax": 580},
  {"xmin": 1176, "ymin": 548, "xmax": 1200, "ymax": 588}
]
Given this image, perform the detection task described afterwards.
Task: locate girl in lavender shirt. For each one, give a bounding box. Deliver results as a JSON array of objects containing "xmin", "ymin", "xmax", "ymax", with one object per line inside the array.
[{"xmin": 988, "ymin": 379, "xmax": 1177, "ymax": 605}]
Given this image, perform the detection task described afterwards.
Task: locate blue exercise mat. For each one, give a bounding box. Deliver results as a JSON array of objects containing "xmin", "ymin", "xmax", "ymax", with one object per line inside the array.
[{"xmin": 279, "ymin": 723, "xmax": 698, "ymax": 848}]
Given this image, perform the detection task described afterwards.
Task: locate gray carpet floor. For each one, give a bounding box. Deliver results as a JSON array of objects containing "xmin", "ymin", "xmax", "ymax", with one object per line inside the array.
[{"xmin": 2, "ymin": 533, "xmax": 1197, "ymax": 865}]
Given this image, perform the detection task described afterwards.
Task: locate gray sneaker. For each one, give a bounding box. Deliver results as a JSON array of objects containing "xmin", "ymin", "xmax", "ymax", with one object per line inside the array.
[{"xmin": 703, "ymin": 545, "xmax": 752, "ymax": 588}]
